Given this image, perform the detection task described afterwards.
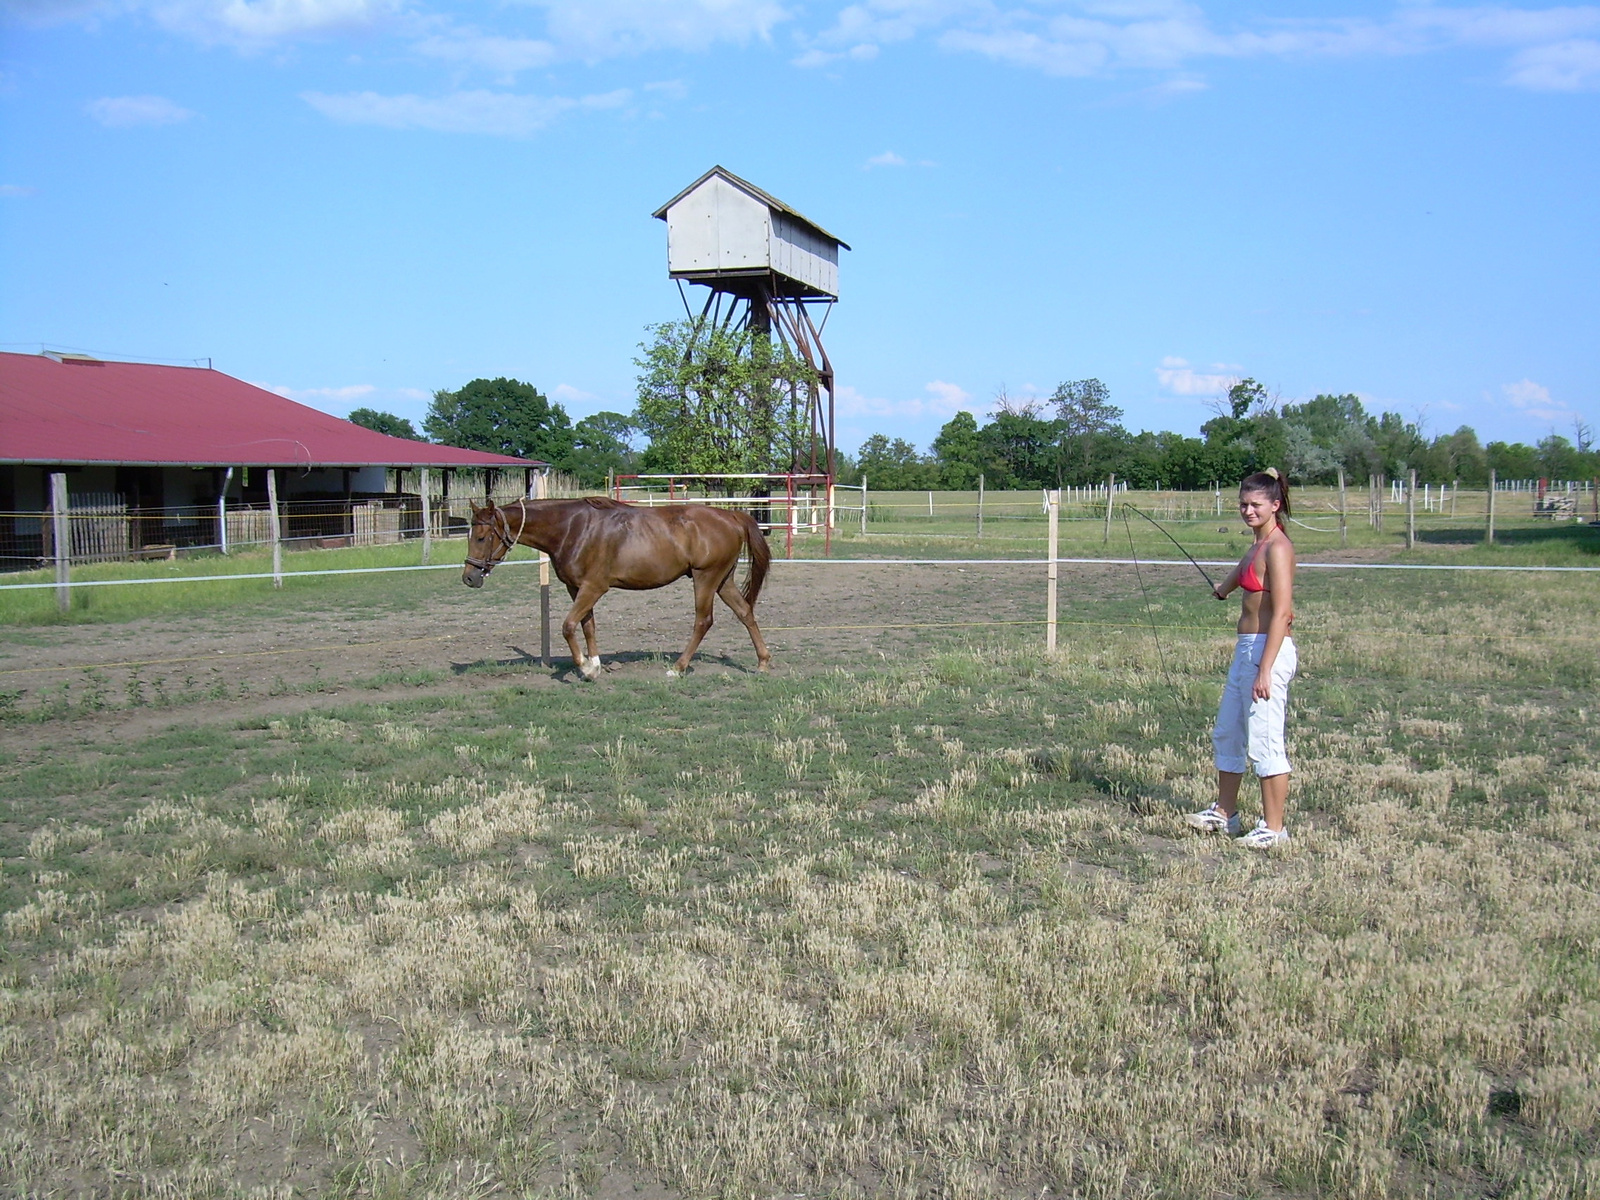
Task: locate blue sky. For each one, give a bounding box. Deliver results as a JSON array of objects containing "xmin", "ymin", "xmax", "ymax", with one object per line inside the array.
[{"xmin": 2, "ymin": 1, "xmax": 1596, "ymax": 458}]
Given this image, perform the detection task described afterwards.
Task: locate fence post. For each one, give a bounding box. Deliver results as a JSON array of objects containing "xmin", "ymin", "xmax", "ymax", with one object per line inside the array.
[
  {"xmin": 977, "ymin": 473, "xmax": 985, "ymax": 540},
  {"xmin": 860, "ymin": 476, "xmax": 869, "ymax": 534},
  {"xmin": 1102, "ymin": 473, "xmax": 1116, "ymax": 544},
  {"xmin": 533, "ymin": 471, "xmax": 550, "ymax": 667},
  {"xmin": 1452, "ymin": 478, "xmax": 1458, "ymax": 518},
  {"xmin": 928, "ymin": 490, "xmax": 934, "ymax": 520},
  {"xmin": 267, "ymin": 468, "xmax": 283, "ymax": 589},
  {"xmin": 1047, "ymin": 489, "xmax": 1059, "ymax": 653},
  {"xmin": 1406, "ymin": 469, "xmax": 1417, "ymax": 549},
  {"xmin": 218, "ymin": 466, "xmax": 233, "ymax": 554},
  {"xmin": 420, "ymin": 467, "xmax": 432, "ymax": 566},
  {"xmin": 49, "ymin": 472, "xmax": 70, "ymax": 613},
  {"xmin": 1486, "ymin": 469, "xmax": 1496, "ymax": 545},
  {"xmin": 1338, "ymin": 467, "xmax": 1347, "ymax": 547}
]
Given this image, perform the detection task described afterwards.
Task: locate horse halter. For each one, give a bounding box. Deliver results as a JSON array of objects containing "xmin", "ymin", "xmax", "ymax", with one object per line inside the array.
[{"xmin": 464, "ymin": 503, "xmax": 529, "ymax": 576}]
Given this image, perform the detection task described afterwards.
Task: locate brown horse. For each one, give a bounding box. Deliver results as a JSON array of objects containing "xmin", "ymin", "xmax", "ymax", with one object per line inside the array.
[{"xmin": 462, "ymin": 498, "xmax": 773, "ymax": 680}]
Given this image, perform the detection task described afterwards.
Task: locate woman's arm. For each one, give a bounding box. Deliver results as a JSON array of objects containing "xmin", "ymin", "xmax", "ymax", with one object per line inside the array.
[
  {"xmin": 1252, "ymin": 538, "xmax": 1296, "ymax": 699},
  {"xmin": 1212, "ymin": 561, "xmax": 1244, "ymax": 600}
]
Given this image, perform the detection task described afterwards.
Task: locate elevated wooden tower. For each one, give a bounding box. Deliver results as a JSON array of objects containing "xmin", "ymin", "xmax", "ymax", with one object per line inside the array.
[{"xmin": 653, "ymin": 166, "xmax": 848, "ymax": 480}]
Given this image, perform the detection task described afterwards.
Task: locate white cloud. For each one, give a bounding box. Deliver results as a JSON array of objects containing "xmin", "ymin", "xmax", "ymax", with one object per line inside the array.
[
  {"xmin": 0, "ymin": 183, "xmax": 37, "ymax": 197},
  {"xmin": 864, "ymin": 150, "xmax": 907, "ymax": 168},
  {"xmin": 799, "ymin": 1, "xmax": 1600, "ymax": 92},
  {"xmin": 836, "ymin": 379, "xmax": 974, "ymax": 421},
  {"xmin": 1504, "ymin": 37, "xmax": 1600, "ymax": 88},
  {"xmin": 414, "ymin": 32, "xmax": 558, "ymax": 75},
  {"xmin": 144, "ymin": 0, "xmax": 405, "ymax": 44},
  {"xmin": 550, "ymin": 382, "xmax": 614, "ymax": 412},
  {"xmin": 1502, "ymin": 377, "xmax": 1573, "ymax": 421},
  {"xmin": 86, "ymin": 94, "xmax": 196, "ymax": 126},
  {"xmin": 302, "ymin": 87, "xmax": 630, "ymax": 135},
  {"xmin": 520, "ymin": 0, "xmax": 789, "ymax": 59},
  {"xmin": 1155, "ymin": 355, "xmax": 1237, "ymax": 397}
]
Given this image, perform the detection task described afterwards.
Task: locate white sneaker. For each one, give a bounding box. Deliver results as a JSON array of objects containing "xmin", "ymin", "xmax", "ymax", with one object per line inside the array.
[
  {"xmin": 1236, "ymin": 820, "xmax": 1290, "ymax": 849},
  {"xmin": 1185, "ymin": 803, "xmax": 1241, "ymax": 835}
]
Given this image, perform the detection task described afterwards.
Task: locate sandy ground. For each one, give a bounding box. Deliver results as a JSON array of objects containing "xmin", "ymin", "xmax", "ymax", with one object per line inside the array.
[{"xmin": 0, "ymin": 560, "xmax": 1147, "ymax": 740}]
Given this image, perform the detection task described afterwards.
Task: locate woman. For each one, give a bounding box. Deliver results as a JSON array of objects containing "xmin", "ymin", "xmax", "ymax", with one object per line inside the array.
[{"xmin": 1187, "ymin": 468, "xmax": 1298, "ymax": 848}]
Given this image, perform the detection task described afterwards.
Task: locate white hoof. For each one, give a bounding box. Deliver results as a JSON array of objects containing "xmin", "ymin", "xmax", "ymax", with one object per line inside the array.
[
  {"xmin": 586, "ymin": 656, "xmax": 602, "ymax": 672},
  {"xmin": 666, "ymin": 668, "xmax": 680, "ymax": 678},
  {"xmin": 580, "ymin": 664, "xmax": 600, "ymax": 681}
]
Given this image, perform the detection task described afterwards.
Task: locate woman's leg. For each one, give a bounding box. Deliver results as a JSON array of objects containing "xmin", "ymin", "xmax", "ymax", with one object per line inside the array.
[
  {"xmin": 1216, "ymin": 770, "xmax": 1244, "ymax": 818},
  {"xmin": 1247, "ymin": 639, "xmax": 1297, "ymax": 832},
  {"xmin": 1259, "ymin": 772, "xmax": 1288, "ymax": 832}
]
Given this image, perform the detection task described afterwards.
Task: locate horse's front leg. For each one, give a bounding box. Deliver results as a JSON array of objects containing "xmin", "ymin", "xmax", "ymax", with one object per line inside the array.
[
  {"xmin": 561, "ymin": 582, "xmax": 608, "ymax": 681},
  {"xmin": 580, "ymin": 610, "xmax": 601, "ymax": 675},
  {"xmin": 670, "ymin": 570, "xmax": 720, "ymax": 677}
]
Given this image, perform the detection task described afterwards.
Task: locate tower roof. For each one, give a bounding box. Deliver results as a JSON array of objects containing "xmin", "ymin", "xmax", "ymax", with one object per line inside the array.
[{"xmin": 653, "ymin": 166, "xmax": 850, "ymax": 251}]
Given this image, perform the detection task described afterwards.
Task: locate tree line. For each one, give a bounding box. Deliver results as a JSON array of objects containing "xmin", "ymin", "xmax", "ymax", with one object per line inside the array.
[
  {"xmin": 849, "ymin": 379, "xmax": 1598, "ymax": 490},
  {"xmin": 349, "ymin": 329, "xmax": 1595, "ymax": 491}
]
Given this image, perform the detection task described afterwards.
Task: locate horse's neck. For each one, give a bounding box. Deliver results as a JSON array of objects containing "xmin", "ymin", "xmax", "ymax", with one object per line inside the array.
[{"xmin": 505, "ymin": 500, "xmax": 565, "ymax": 554}]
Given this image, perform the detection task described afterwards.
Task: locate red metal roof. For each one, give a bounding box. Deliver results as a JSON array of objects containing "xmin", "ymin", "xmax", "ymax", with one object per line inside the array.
[{"xmin": 0, "ymin": 352, "xmax": 539, "ymax": 469}]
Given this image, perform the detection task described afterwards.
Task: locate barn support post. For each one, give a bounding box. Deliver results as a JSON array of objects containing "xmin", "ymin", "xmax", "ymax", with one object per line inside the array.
[
  {"xmin": 267, "ymin": 469, "xmax": 283, "ymax": 589},
  {"xmin": 1486, "ymin": 469, "xmax": 1496, "ymax": 545},
  {"xmin": 1337, "ymin": 467, "xmax": 1347, "ymax": 547},
  {"xmin": 218, "ymin": 466, "xmax": 233, "ymax": 554},
  {"xmin": 1406, "ymin": 469, "xmax": 1417, "ymax": 549},
  {"xmin": 1046, "ymin": 489, "xmax": 1060, "ymax": 653},
  {"xmin": 420, "ymin": 467, "xmax": 433, "ymax": 566},
  {"xmin": 1102, "ymin": 474, "xmax": 1116, "ymax": 544},
  {"xmin": 49, "ymin": 472, "xmax": 70, "ymax": 613}
]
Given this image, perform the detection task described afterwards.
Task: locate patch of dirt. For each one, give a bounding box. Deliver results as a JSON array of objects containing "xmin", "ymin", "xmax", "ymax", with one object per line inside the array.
[{"xmin": 0, "ymin": 562, "xmax": 1134, "ymax": 746}]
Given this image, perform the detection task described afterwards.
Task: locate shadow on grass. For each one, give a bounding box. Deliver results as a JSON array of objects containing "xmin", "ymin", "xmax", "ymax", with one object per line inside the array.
[
  {"xmin": 449, "ymin": 647, "xmax": 751, "ymax": 682},
  {"xmin": 1417, "ymin": 523, "xmax": 1600, "ymax": 553}
]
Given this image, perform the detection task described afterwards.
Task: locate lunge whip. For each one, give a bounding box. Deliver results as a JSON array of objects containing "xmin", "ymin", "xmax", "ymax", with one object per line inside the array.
[{"xmin": 1120, "ymin": 504, "xmax": 1218, "ymax": 592}]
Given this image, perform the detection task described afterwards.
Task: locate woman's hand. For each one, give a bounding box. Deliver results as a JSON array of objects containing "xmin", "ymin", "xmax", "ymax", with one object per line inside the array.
[{"xmin": 1253, "ymin": 670, "xmax": 1273, "ymax": 701}]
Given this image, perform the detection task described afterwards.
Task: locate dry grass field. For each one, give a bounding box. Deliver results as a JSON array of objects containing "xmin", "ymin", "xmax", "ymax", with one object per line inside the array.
[{"xmin": 1, "ymin": 551, "xmax": 1597, "ymax": 1198}]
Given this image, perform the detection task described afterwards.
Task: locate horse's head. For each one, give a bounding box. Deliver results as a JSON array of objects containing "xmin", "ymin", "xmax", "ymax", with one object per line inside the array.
[{"xmin": 462, "ymin": 502, "xmax": 505, "ymax": 589}]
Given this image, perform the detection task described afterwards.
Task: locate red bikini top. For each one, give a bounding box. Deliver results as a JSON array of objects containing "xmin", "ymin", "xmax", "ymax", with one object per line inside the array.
[{"xmin": 1240, "ymin": 529, "xmax": 1288, "ymax": 593}]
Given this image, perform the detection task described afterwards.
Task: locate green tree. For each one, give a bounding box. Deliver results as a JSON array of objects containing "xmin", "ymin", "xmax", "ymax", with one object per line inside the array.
[
  {"xmin": 1424, "ymin": 426, "xmax": 1487, "ymax": 484},
  {"xmin": 565, "ymin": 412, "xmax": 640, "ymax": 487},
  {"xmin": 347, "ymin": 407, "xmax": 420, "ymax": 440},
  {"xmin": 1199, "ymin": 378, "xmax": 1288, "ymax": 482},
  {"xmin": 1486, "ymin": 441, "xmax": 1539, "ymax": 481},
  {"xmin": 633, "ymin": 320, "xmax": 818, "ymax": 480},
  {"xmin": 1050, "ymin": 379, "xmax": 1124, "ymax": 483},
  {"xmin": 424, "ymin": 378, "xmax": 573, "ymax": 464},
  {"xmin": 931, "ymin": 411, "xmax": 984, "ymax": 488},
  {"xmin": 856, "ymin": 434, "xmax": 933, "ymax": 490},
  {"xmin": 980, "ymin": 406, "xmax": 1059, "ymax": 488}
]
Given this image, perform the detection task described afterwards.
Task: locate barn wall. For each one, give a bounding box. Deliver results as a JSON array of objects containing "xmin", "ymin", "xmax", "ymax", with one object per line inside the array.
[
  {"xmin": 666, "ymin": 175, "xmax": 771, "ymax": 274},
  {"xmin": 770, "ymin": 213, "xmax": 839, "ymax": 298}
]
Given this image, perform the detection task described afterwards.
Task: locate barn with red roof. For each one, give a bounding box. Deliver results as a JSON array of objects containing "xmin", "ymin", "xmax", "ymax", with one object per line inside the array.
[{"xmin": 0, "ymin": 351, "xmax": 540, "ymax": 567}]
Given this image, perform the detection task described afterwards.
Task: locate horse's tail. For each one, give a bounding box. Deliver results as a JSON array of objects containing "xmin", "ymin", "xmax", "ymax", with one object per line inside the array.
[{"xmin": 741, "ymin": 512, "xmax": 771, "ymax": 607}]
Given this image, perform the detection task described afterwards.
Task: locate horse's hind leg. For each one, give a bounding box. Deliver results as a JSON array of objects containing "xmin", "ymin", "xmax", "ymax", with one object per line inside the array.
[
  {"xmin": 669, "ymin": 569, "xmax": 720, "ymax": 677},
  {"xmin": 717, "ymin": 573, "xmax": 772, "ymax": 671},
  {"xmin": 562, "ymin": 581, "xmax": 609, "ymax": 681}
]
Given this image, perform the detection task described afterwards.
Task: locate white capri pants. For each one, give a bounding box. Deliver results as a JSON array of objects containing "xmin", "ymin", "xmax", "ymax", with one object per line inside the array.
[{"xmin": 1213, "ymin": 634, "xmax": 1297, "ymax": 778}]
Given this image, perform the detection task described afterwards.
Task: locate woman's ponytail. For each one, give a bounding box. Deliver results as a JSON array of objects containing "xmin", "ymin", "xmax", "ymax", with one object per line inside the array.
[{"xmin": 1241, "ymin": 467, "xmax": 1291, "ymax": 527}]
